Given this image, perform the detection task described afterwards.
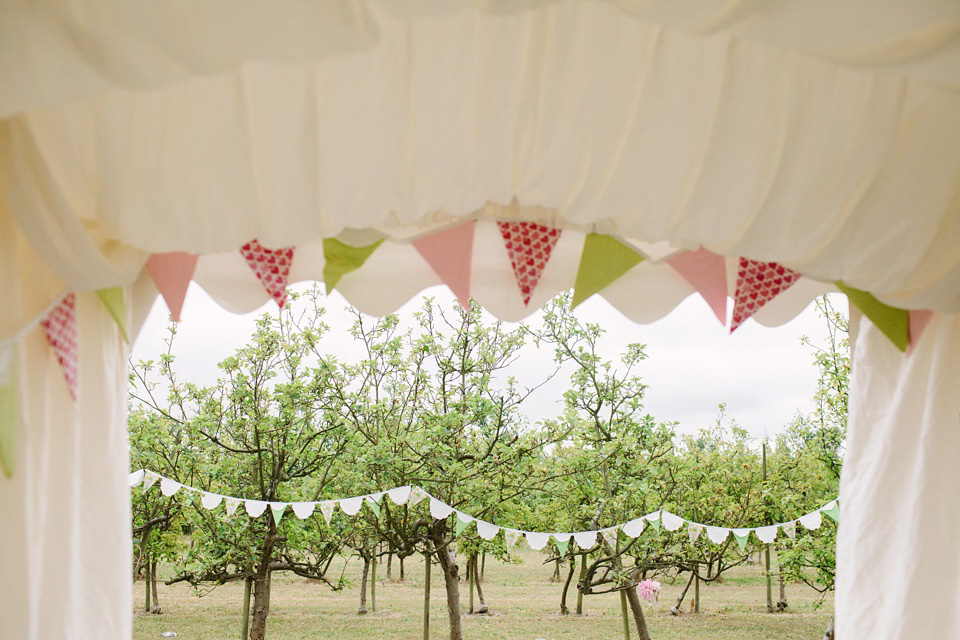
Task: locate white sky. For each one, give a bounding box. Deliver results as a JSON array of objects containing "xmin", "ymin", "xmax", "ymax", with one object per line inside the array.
[{"xmin": 132, "ymin": 283, "xmax": 842, "ymax": 441}]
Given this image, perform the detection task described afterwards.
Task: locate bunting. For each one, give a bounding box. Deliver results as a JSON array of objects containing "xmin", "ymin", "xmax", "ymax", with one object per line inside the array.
[
  {"xmin": 96, "ymin": 287, "xmax": 129, "ymax": 343},
  {"xmin": 322, "ymin": 237, "xmax": 383, "ymax": 295},
  {"xmin": 40, "ymin": 293, "xmax": 78, "ymax": 400},
  {"xmin": 730, "ymin": 259, "xmax": 801, "ymax": 332},
  {"xmin": 571, "ymin": 234, "xmax": 643, "ymax": 309},
  {"xmin": 131, "ymin": 470, "xmax": 838, "ymax": 552},
  {"xmin": 0, "ymin": 345, "xmax": 15, "ymax": 478},
  {"xmin": 496, "ymin": 222, "xmax": 561, "ymax": 305},
  {"xmin": 837, "ymin": 283, "xmax": 910, "ymax": 352},
  {"xmin": 908, "ymin": 309, "xmax": 934, "ymax": 354},
  {"xmin": 146, "ymin": 252, "xmax": 199, "ymax": 322},
  {"xmin": 239, "ymin": 240, "xmax": 295, "ymax": 308},
  {"xmin": 666, "ymin": 248, "xmax": 728, "ymax": 324},
  {"xmin": 412, "ymin": 222, "xmax": 475, "ymax": 310}
]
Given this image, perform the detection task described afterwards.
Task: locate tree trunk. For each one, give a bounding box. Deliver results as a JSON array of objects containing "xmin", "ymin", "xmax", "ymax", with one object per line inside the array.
[
  {"xmin": 249, "ymin": 531, "xmax": 277, "ymax": 640},
  {"xmin": 553, "ymin": 558, "xmax": 561, "ymax": 581},
  {"xmin": 468, "ymin": 554, "xmax": 474, "ymax": 614},
  {"xmin": 624, "ymin": 584, "xmax": 653, "ymax": 640},
  {"xmin": 241, "ymin": 577, "xmax": 252, "ymax": 640},
  {"xmin": 480, "ymin": 550, "xmax": 485, "ymax": 581},
  {"xmin": 560, "ymin": 556, "xmax": 576, "ymax": 615},
  {"xmin": 576, "ymin": 553, "xmax": 588, "ymax": 615},
  {"xmin": 401, "ymin": 555, "xmax": 406, "ymax": 581},
  {"xmin": 387, "ymin": 551, "xmax": 393, "ymax": 581},
  {"xmin": 150, "ymin": 559, "xmax": 160, "ymax": 613},
  {"xmin": 672, "ymin": 571, "xmax": 696, "ymax": 614},
  {"xmin": 777, "ymin": 571, "xmax": 788, "ymax": 611},
  {"xmin": 371, "ymin": 552, "xmax": 377, "ymax": 612},
  {"xmin": 358, "ymin": 553, "xmax": 371, "ymax": 615},
  {"xmin": 472, "ymin": 556, "xmax": 488, "ymax": 614},
  {"xmin": 423, "ymin": 552, "xmax": 431, "ymax": 640},
  {"xmin": 144, "ymin": 550, "xmax": 152, "ymax": 613},
  {"xmin": 431, "ymin": 525, "xmax": 464, "ymax": 640}
]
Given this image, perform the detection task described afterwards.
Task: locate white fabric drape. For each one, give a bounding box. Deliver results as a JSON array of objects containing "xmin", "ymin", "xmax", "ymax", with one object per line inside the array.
[
  {"xmin": 0, "ymin": 292, "xmax": 131, "ymax": 640},
  {"xmin": 838, "ymin": 311, "xmax": 960, "ymax": 639}
]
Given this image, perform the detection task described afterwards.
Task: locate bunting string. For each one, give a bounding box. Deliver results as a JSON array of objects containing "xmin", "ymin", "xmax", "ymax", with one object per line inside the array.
[{"xmin": 131, "ymin": 469, "xmax": 838, "ymax": 551}]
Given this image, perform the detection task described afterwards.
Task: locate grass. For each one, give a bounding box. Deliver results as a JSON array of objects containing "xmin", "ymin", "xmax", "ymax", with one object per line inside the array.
[{"xmin": 134, "ymin": 549, "xmax": 833, "ymax": 639}]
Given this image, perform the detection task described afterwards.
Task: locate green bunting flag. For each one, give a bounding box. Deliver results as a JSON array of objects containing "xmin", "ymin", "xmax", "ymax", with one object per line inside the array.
[
  {"xmin": 322, "ymin": 238, "xmax": 384, "ymax": 294},
  {"xmin": 732, "ymin": 530, "xmax": 750, "ymax": 552},
  {"xmin": 455, "ymin": 517, "xmax": 473, "ymax": 536},
  {"xmin": 365, "ymin": 497, "xmax": 381, "ymax": 517},
  {"xmin": 822, "ymin": 501, "xmax": 840, "ymax": 523},
  {"xmin": 647, "ymin": 515, "xmax": 661, "ymax": 533},
  {"xmin": 0, "ymin": 369, "xmax": 15, "ymax": 478},
  {"xmin": 97, "ymin": 287, "xmax": 129, "ymax": 343},
  {"xmin": 837, "ymin": 282, "xmax": 909, "ymax": 352},
  {"xmin": 270, "ymin": 504, "xmax": 286, "ymax": 523},
  {"xmin": 571, "ymin": 234, "xmax": 644, "ymax": 309},
  {"xmin": 554, "ymin": 538, "xmax": 569, "ymax": 556}
]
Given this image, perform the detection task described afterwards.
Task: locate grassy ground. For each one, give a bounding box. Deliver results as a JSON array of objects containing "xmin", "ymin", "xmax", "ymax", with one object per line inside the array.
[{"xmin": 134, "ymin": 550, "xmax": 833, "ymax": 640}]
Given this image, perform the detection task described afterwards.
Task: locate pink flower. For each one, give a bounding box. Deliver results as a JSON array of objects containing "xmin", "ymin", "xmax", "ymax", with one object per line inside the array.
[{"xmin": 636, "ymin": 579, "xmax": 661, "ymax": 605}]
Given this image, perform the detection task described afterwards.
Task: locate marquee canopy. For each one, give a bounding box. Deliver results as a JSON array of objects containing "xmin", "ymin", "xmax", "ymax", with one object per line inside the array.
[{"xmin": 1, "ymin": 2, "xmax": 959, "ymax": 639}]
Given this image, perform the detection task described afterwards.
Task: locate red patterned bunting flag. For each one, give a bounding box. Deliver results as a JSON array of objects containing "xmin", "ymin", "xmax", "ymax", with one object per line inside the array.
[
  {"xmin": 41, "ymin": 293, "xmax": 78, "ymax": 400},
  {"xmin": 730, "ymin": 258, "xmax": 800, "ymax": 332},
  {"xmin": 496, "ymin": 222, "xmax": 562, "ymax": 305},
  {"xmin": 239, "ymin": 240, "xmax": 295, "ymax": 308}
]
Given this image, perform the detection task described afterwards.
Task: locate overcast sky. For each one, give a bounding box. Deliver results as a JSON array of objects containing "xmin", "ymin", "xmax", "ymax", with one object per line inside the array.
[{"xmin": 132, "ymin": 283, "xmax": 842, "ymax": 442}]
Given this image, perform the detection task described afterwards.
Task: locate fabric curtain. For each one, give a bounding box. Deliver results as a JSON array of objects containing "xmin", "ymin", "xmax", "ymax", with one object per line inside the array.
[
  {"xmin": 838, "ymin": 311, "xmax": 960, "ymax": 638},
  {"xmin": 0, "ymin": 291, "xmax": 131, "ymax": 640}
]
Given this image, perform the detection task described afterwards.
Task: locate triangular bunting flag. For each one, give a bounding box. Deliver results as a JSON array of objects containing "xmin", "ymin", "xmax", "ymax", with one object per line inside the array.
[
  {"xmin": 553, "ymin": 536, "xmax": 570, "ymax": 556},
  {"xmin": 0, "ymin": 346, "xmax": 16, "ymax": 478},
  {"xmin": 646, "ymin": 513, "xmax": 662, "ymax": 533},
  {"xmin": 706, "ymin": 526, "xmax": 730, "ymax": 545},
  {"xmin": 821, "ymin": 501, "xmax": 841, "ymax": 523},
  {"xmin": 688, "ymin": 523, "xmax": 704, "ymax": 544},
  {"xmin": 128, "ymin": 470, "xmax": 145, "ymax": 487},
  {"xmin": 455, "ymin": 516, "xmax": 473, "ymax": 536},
  {"xmin": 239, "ymin": 240, "xmax": 295, "ymax": 308},
  {"xmin": 319, "ymin": 501, "xmax": 336, "ymax": 524},
  {"xmin": 908, "ymin": 309, "xmax": 934, "ymax": 355},
  {"xmin": 666, "ymin": 248, "xmax": 728, "ymax": 324},
  {"xmin": 600, "ymin": 528, "xmax": 618, "ymax": 549},
  {"xmin": 496, "ymin": 221, "xmax": 562, "ymax": 305},
  {"xmin": 142, "ymin": 471, "xmax": 161, "ymax": 492},
  {"xmin": 661, "ymin": 511, "xmax": 684, "ymax": 531},
  {"xmin": 571, "ymin": 234, "xmax": 643, "ymax": 309},
  {"xmin": 40, "ymin": 293, "xmax": 79, "ymax": 400},
  {"xmin": 412, "ymin": 222, "xmax": 475, "ymax": 310},
  {"xmin": 146, "ymin": 252, "xmax": 199, "ymax": 322},
  {"xmin": 365, "ymin": 496, "xmax": 381, "ymax": 517},
  {"xmin": 732, "ymin": 529, "xmax": 751, "ymax": 552},
  {"xmin": 782, "ymin": 521, "xmax": 797, "ymax": 540},
  {"xmin": 505, "ymin": 529, "xmax": 522, "ymax": 548},
  {"xmin": 270, "ymin": 503, "xmax": 287, "ymax": 523},
  {"xmin": 837, "ymin": 283, "xmax": 909, "ymax": 352},
  {"xmin": 408, "ymin": 486, "xmax": 429, "ymax": 506},
  {"xmin": 387, "ymin": 486, "xmax": 412, "ymax": 505},
  {"xmin": 322, "ymin": 237, "xmax": 383, "ymax": 295},
  {"xmin": 225, "ymin": 497, "xmax": 242, "ymax": 516},
  {"xmin": 96, "ymin": 287, "xmax": 129, "ymax": 343},
  {"xmin": 730, "ymin": 259, "xmax": 800, "ymax": 332}
]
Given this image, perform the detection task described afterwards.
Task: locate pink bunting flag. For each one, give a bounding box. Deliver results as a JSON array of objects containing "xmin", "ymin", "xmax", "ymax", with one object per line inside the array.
[
  {"xmin": 496, "ymin": 221, "xmax": 562, "ymax": 305},
  {"xmin": 412, "ymin": 221, "xmax": 475, "ymax": 310},
  {"xmin": 730, "ymin": 258, "xmax": 801, "ymax": 332},
  {"xmin": 907, "ymin": 309, "xmax": 934, "ymax": 355},
  {"xmin": 239, "ymin": 240, "xmax": 295, "ymax": 308},
  {"xmin": 666, "ymin": 248, "xmax": 728, "ymax": 324},
  {"xmin": 146, "ymin": 252, "xmax": 199, "ymax": 322},
  {"xmin": 40, "ymin": 293, "xmax": 78, "ymax": 400}
]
